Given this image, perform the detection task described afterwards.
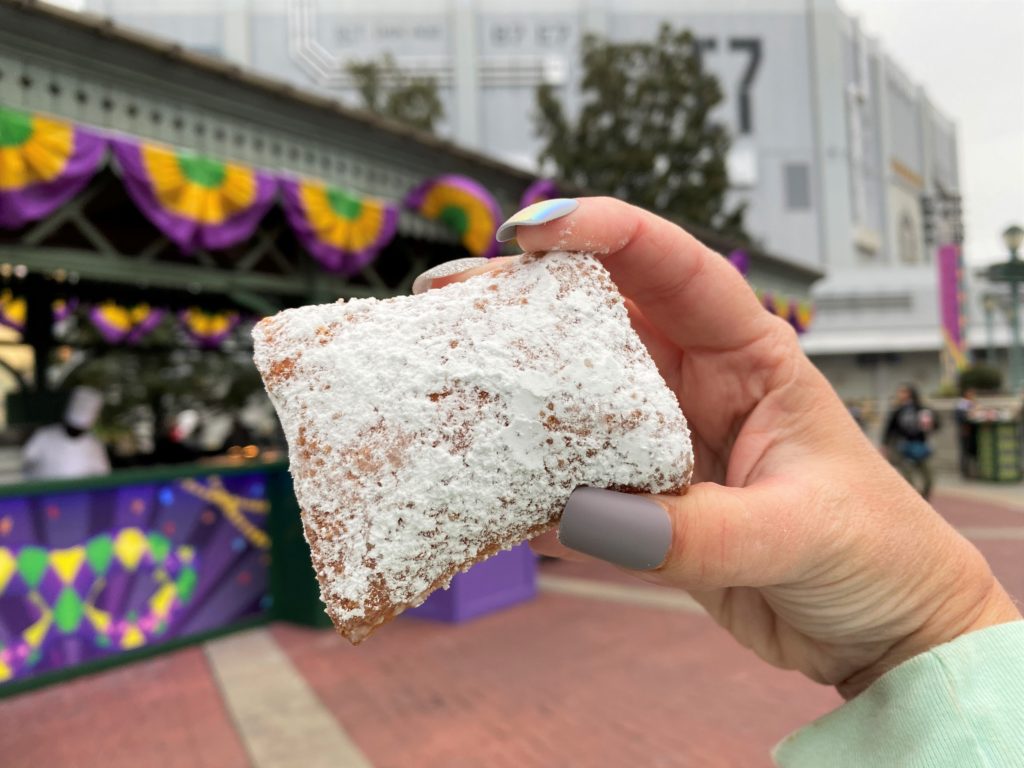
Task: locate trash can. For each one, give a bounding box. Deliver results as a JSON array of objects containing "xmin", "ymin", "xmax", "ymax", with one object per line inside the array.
[
  {"xmin": 975, "ymin": 418, "xmax": 1023, "ymax": 482},
  {"xmin": 405, "ymin": 544, "xmax": 538, "ymax": 623},
  {"xmin": 266, "ymin": 469, "xmax": 539, "ymax": 627},
  {"xmin": 266, "ymin": 469, "xmax": 333, "ymax": 628}
]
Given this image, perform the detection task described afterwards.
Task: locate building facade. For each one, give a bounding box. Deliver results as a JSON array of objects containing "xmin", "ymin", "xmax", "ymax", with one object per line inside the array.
[{"xmin": 80, "ymin": 0, "xmax": 975, "ymax": 409}]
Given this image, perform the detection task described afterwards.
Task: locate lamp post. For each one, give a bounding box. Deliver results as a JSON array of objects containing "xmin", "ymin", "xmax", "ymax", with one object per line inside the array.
[
  {"xmin": 983, "ymin": 295, "xmax": 997, "ymax": 364},
  {"xmin": 990, "ymin": 224, "xmax": 1024, "ymax": 393}
]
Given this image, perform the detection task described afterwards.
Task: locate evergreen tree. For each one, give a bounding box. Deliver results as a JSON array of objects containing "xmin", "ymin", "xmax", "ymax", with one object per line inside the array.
[
  {"xmin": 347, "ymin": 54, "xmax": 444, "ymax": 134},
  {"xmin": 535, "ymin": 24, "xmax": 746, "ymax": 239}
]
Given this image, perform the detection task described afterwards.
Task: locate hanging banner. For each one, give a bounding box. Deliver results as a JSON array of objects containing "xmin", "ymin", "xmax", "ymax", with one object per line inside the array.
[
  {"xmin": 788, "ymin": 300, "xmax": 814, "ymax": 334},
  {"xmin": 280, "ymin": 179, "xmax": 398, "ymax": 274},
  {"xmin": 727, "ymin": 249, "xmax": 750, "ymax": 276},
  {"xmin": 0, "ymin": 291, "xmax": 26, "ymax": 333},
  {"xmin": 111, "ymin": 138, "xmax": 277, "ymax": 253},
  {"xmin": 405, "ymin": 174, "xmax": 501, "ymax": 258},
  {"xmin": 519, "ymin": 178, "xmax": 560, "ymax": 209},
  {"xmin": 0, "ymin": 106, "xmax": 106, "ymax": 230},
  {"xmin": 89, "ymin": 301, "xmax": 165, "ymax": 345},
  {"xmin": 52, "ymin": 298, "xmax": 79, "ymax": 324},
  {"xmin": 0, "ymin": 295, "xmax": 84, "ymax": 334},
  {"xmin": 179, "ymin": 307, "xmax": 240, "ymax": 348},
  {"xmin": 938, "ymin": 243, "xmax": 968, "ymax": 371}
]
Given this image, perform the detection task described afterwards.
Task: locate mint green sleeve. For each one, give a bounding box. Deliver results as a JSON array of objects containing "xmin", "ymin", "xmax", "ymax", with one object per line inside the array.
[{"xmin": 774, "ymin": 621, "xmax": 1024, "ymax": 767}]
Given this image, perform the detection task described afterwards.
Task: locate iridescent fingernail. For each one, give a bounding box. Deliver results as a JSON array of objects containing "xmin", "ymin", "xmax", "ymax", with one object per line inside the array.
[
  {"xmin": 495, "ymin": 198, "xmax": 579, "ymax": 243},
  {"xmin": 411, "ymin": 257, "xmax": 492, "ymax": 295}
]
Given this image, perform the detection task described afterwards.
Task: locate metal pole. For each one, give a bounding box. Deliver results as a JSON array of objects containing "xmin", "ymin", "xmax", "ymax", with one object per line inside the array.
[
  {"xmin": 1009, "ymin": 257, "xmax": 1022, "ymax": 392},
  {"xmin": 984, "ymin": 302, "xmax": 995, "ymax": 364}
]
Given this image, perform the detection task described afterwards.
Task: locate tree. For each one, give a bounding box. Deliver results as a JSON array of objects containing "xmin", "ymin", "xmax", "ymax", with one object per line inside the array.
[
  {"xmin": 535, "ymin": 24, "xmax": 746, "ymax": 239},
  {"xmin": 346, "ymin": 54, "xmax": 444, "ymax": 134}
]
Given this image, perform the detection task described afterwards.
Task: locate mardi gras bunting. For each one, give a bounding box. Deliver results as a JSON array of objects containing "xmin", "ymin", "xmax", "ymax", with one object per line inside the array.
[
  {"xmin": 0, "ymin": 295, "xmax": 83, "ymax": 334},
  {"xmin": 89, "ymin": 301, "xmax": 165, "ymax": 345},
  {"xmin": 405, "ymin": 175, "xmax": 502, "ymax": 258},
  {"xmin": 281, "ymin": 179, "xmax": 398, "ymax": 274},
  {"xmin": 519, "ymin": 179, "xmax": 560, "ymax": 209},
  {"xmin": 0, "ymin": 291, "xmax": 26, "ymax": 333},
  {"xmin": 789, "ymin": 301, "xmax": 814, "ymax": 335},
  {"xmin": 179, "ymin": 307, "xmax": 240, "ymax": 348},
  {"xmin": 111, "ymin": 138, "xmax": 276, "ymax": 253},
  {"xmin": 0, "ymin": 106, "xmax": 106, "ymax": 230},
  {"xmin": 52, "ymin": 298, "xmax": 79, "ymax": 324},
  {"xmin": 727, "ymin": 249, "xmax": 750, "ymax": 276}
]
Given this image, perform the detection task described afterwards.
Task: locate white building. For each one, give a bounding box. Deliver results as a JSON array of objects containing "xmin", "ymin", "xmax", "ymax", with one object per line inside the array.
[{"xmin": 81, "ymin": 0, "xmax": 984, "ymax": 406}]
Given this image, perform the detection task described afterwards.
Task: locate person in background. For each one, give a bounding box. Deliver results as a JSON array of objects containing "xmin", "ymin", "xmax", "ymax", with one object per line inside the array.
[
  {"xmin": 955, "ymin": 387, "xmax": 978, "ymax": 478},
  {"xmin": 883, "ymin": 383, "xmax": 939, "ymax": 499},
  {"xmin": 22, "ymin": 386, "xmax": 111, "ymax": 480}
]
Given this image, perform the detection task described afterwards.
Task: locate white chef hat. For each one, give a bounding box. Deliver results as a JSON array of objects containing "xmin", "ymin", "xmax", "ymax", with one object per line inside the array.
[{"xmin": 64, "ymin": 386, "xmax": 104, "ymax": 430}]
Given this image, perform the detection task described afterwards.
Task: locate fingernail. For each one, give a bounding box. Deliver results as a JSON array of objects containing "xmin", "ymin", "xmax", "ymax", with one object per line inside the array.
[
  {"xmin": 495, "ymin": 198, "xmax": 579, "ymax": 243},
  {"xmin": 411, "ymin": 257, "xmax": 492, "ymax": 295},
  {"xmin": 558, "ymin": 487, "xmax": 671, "ymax": 571}
]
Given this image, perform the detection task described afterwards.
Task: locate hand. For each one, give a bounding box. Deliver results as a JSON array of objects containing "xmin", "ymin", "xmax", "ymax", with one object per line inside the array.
[{"xmin": 428, "ymin": 197, "xmax": 1020, "ymax": 697}]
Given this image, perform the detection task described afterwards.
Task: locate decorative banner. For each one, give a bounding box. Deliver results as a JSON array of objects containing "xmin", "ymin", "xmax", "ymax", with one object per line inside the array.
[
  {"xmin": 405, "ymin": 174, "xmax": 502, "ymax": 258},
  {"xmin": 761, "ymin": 294, "xmax": 782, "ymax": 319},
  {"xmin": 0, "ymin": 106, "xmax": 106, "ymax": 230},
  {"xmin": 281, "ymin": 179, "xmax": 398, "ymax": 274},
  {"xmin": 788, "ymin": 300, "xmax": 814, "ymax": 334},
  {"xmin": 519, "ymin": 178, "xmax": 560, "ymax": 209},
  {"xmin": 89, "ymin": 301, "xmax": 165, "ymax": 345},
  {"xmin": 111, "ymin": 138, "xmax": 277, "ymax": 253},
  {"xmin": 727, "ymin": 249, "xmax": 750, "ymax": 276},
  {"xmin": 938, "ymin": 244, "xmax": 969, "ymax": 371},
  {"xmin": 179, "ymin": 307, "xmax": 240, "ymax": 348},
  {"xmin": 0, "ymin": 472, "xmax": 270, "ymax": 685},
  {"xmin": 0, "ymin": 291, "xmax": 26, "ymax": 333},
  {"xmin": 755, "ymin": 290, "xmax": 813, "ymax": 335},
  {"xmin": 52, "ymin": 298, "xmax": 79, "ymax": 324}
]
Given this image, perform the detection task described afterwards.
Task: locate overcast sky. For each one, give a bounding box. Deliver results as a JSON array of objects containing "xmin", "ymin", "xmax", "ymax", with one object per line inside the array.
[
  {"xmin": 838, "ymin": 0, "xmax": 1024, "ymax": 265},
  {"xmin": 44, "ymin": 0, "xmax": 1024, "ymax": 266}
]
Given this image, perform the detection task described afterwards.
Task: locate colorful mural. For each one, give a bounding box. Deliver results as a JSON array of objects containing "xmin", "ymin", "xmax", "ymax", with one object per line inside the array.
[{"xmin": 0, "ymin": 472, "xmax": 270, "ymax": 685}]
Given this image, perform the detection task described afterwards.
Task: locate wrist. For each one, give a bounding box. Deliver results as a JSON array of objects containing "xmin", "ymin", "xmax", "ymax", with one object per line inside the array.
[{"xmin": 838, "ymin": 576, "xmax": 1021, "ymax": 699}]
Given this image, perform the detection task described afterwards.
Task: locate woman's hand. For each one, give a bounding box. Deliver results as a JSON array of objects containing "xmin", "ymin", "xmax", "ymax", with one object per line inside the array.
[{"xmin": 426, "ymin": 197, "xmax": 1020, "ymax": 697}]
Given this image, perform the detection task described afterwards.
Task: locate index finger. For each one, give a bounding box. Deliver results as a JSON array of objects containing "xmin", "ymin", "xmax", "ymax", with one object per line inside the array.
[{"xmin": 512, "ymin": 197, "xmax": 775, "ymax": 352}]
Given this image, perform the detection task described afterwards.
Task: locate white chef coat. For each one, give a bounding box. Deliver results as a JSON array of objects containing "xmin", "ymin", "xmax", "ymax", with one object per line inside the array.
[{"xmin": 22, "ymin": 424, "xmax": 111, "ymax": 480}]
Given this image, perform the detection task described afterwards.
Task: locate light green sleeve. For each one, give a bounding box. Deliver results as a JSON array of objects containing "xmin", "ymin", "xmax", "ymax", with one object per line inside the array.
[{"xmin": 774, "ymin": 621, "xmax": 1024, "ymax": 767}]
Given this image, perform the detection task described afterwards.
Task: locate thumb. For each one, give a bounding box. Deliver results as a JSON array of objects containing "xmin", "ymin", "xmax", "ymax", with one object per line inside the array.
[{"xmin": 558, "ymin": 483, "xmax": 807, "ymax": 590}]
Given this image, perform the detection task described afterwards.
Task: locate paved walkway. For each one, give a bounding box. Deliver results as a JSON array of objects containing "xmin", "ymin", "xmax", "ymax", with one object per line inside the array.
[{"xmin": 2, "ymin": 485, "xmax": 1021, "ymax": 767}]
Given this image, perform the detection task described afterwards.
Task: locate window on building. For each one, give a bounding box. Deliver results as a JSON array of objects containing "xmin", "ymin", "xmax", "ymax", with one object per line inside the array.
[
  {"xmin": 783, "ymin": 163, "xmax": 811, "ymax": 210},
  {"xmin": 898, "ymin": 212, "xmax": 919, "ymax": 263}
]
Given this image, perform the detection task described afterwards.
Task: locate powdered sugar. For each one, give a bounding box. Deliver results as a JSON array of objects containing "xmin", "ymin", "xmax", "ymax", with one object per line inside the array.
[{"xmin": 253, "ymin": 252, "xmax": 693, "ymax": 641}]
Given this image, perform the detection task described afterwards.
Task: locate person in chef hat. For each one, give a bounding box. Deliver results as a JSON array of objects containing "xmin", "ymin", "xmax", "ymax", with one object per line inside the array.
[{"xmin": 22, "ymin": 386, "xmax": 112, "ymax": 480}]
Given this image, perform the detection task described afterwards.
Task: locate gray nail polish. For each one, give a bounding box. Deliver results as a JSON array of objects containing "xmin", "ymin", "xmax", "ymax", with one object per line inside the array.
[
  {"xmin": 558, "ymin": 487, "xmax": 671, "ymax": 570},
  {"xmin": 411, "ymin": 257, "xmax": 492, "ymax": 295}
]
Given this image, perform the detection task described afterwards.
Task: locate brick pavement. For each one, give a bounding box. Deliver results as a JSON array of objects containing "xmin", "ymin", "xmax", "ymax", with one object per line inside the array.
[
  {"xmin": 0, "ymin": 486, "xmax": 1019, "ymax": 768},
  {"xmin": 0, "ymin": 647, "xmax": 249, "ymax": 768},
  {"xmin": 271, "ymin": 594, "xmax": 841, "ymax": 768}
]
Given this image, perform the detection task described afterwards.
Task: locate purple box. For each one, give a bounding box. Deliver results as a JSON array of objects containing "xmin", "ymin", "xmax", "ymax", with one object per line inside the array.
[{"xmin": 405, "ymin": 543, "xmax": 537, "ymax": 623}]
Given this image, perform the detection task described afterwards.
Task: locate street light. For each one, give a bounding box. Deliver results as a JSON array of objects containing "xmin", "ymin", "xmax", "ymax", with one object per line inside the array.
[
  {"xmin": 995, "ymin": 224, "xmax": 1023, "ymax": 393},
  {"xmin": 1004, "ymin": 224, "xmax": 1024, "ymax": 252}
]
